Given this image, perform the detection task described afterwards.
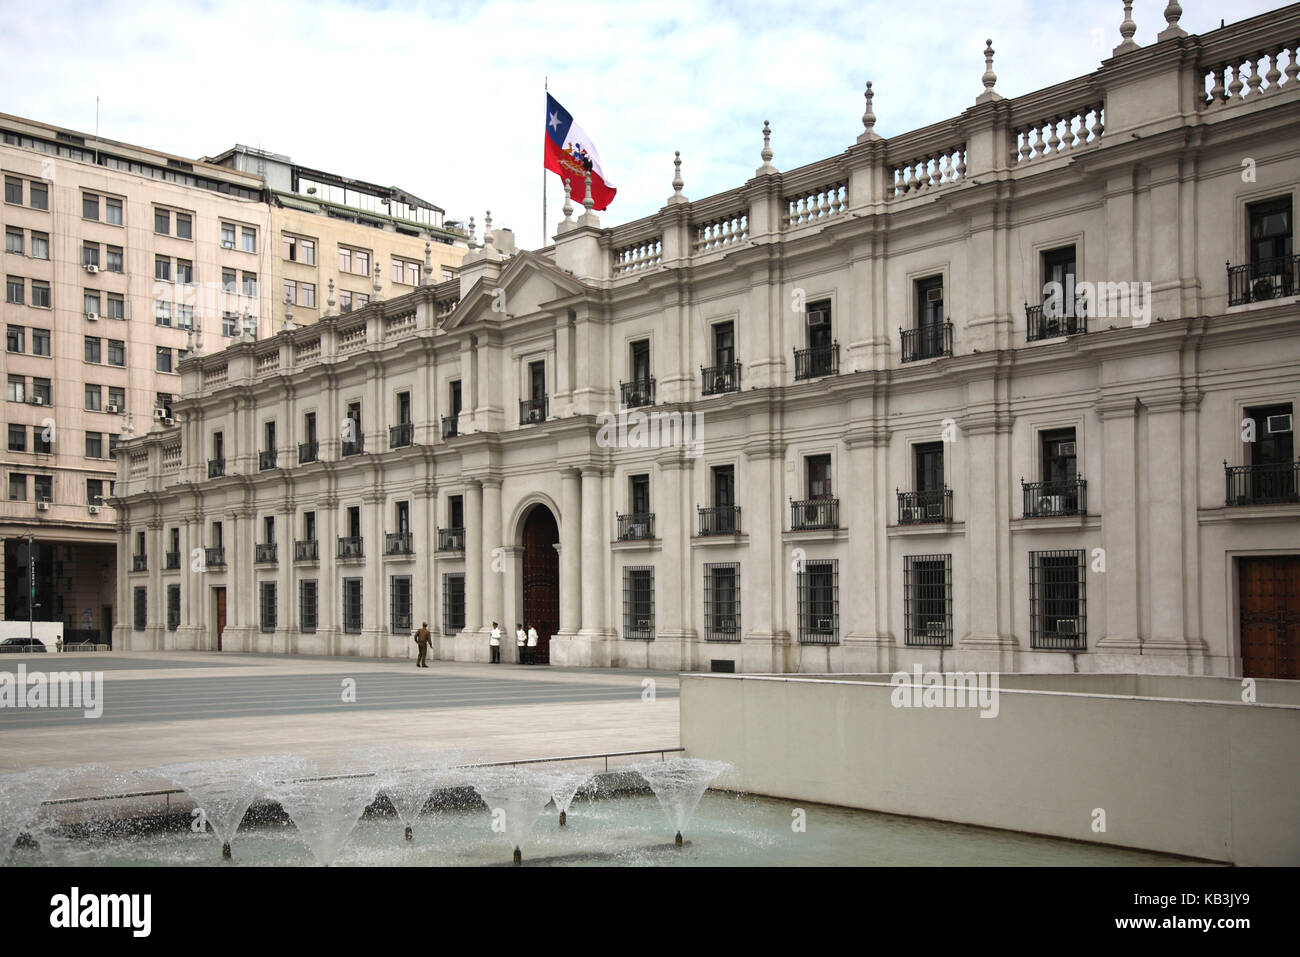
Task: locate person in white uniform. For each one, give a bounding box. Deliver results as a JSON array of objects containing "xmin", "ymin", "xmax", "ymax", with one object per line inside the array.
[
  {"xmin": 515, "ymin": 623, "xmax": 527, "ymax": 664},
  {"xmin": 526, "ymin": 624, "xmax": 539, "ymax": 665},
  {"xmin": 489, "ymin": 621, "xmax": 501, "ymax": 664}
]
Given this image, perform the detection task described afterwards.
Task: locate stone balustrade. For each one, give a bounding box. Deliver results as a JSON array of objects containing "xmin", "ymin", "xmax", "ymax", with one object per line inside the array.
[
  {"xmin": 1200, "ymin": 42, "xmax": 1300, "ymax": 108},
  {"xmin": 1012, "ymin": 103, "xmax": 1105, "ymax": 165},
  {"xmin": 783, "ymin": 181, "xmax": 847, "ymax": 228},
  {"xmin": 889, "ymin": 142, "xmax": 967, "ymax": 198},
  {"xmin": 692, "ymin": 211, "xmax": 749, "ymax": 255},
  {"xmin": 613, "ymin": 236, "xmax": 663, "ymax": 276}
]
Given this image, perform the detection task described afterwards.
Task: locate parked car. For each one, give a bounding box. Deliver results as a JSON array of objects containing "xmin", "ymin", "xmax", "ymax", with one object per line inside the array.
[{"xmin": 0, "ymin": 637, "xmax": 47, "ymax": 653}]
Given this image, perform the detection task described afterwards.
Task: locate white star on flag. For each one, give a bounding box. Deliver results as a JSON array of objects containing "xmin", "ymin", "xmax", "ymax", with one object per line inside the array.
[{"xmin": 549, "ymin": 111, "xmax": 561, "ymax": 131}]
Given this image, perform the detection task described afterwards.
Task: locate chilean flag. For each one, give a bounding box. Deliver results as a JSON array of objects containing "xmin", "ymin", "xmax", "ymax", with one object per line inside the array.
[{"xmin": 545, "ymin": 93, "xmax": 616, "ymax": 211}]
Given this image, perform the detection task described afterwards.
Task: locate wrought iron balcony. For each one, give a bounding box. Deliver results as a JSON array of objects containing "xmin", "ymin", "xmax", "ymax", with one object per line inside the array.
[
  {"xmin": 698, "ymin": 505, "xmax": 741, "ymax": 536},
  {"xmin": 341, "ymin": 434, "xmax": 365, "ymax": 457},
  {"xmin": 901, "ymin": 322, "xmax": 953, "ymax": 362},
  {"xmin": 620, "ymin": 377, "xmax": 655, "ymax": 408},
  {"xmin": 793, "ymin": 343, "xmax": 838, "ymax": 380},
  {"xmin": 385, "ymin": 531, "xmax": 413, "ymax": 555},
  {"xmin": 207, "ymin": 458, "xmax": 225, "ymax": 478},
  {"xmin": 1022, "ymin": 478, "xmax": 1087, "ymax": 517},
  {"xmin": 897, "ymin": 488, "xmax": 953, "ymax": 524},
  {"xmin": 337, "ymin": 536, "xmax": 364, "ymax": 559},
  {"xmin": 298, "ymin": 441, "xmax": 318, "ymax": 464},
  {"xmin": 132, "ymin": 554, "xmax": 147, "ymax": 572},
  {"xmin": 441, "ymin": 415, "xmax": 459, "ymax": 439},
  {"xmin": 204, "ymin": 547, "xmax": 225, "ymax": 568},
  {"xmin": 389, "ymin": 422, "xmax": 413, "ymax": 449},
  {"xmin": 791, "ymin": 497, "xmax": 839, "ymax": 530},
  {"xmin": 164, "ymin": 551, "xmax": 180, "ymax": 570},
  {"xmin": 258, "ymin": 449, "xmax": 277, "ymax": 471},
  {"xmin": 1227, "ymin": 255, "xmax": 1299, "ymax": 307},
  {"xmin": 294, "ymin": 539, "xmax": 319, "ymax": 562},
  {"xmin": 255, "ymin": 543, "xmax": 277, "ymax": 563},
  {"xmin": 1025, "ymin": 301, "xmax": 1087, "ymax": 341},
  {"xmin": 701, "ymin": 361, "xmax": 741, "ymax": 395},
  {"xmin": 520, "ymin": 395, "xmax": 548, "ymax": 425},
  {"xmin": 437, "ymin": 527, "xmax": 466, "ymax": 551},
  {"xmin": 617, "ymin": 512, "xmax": 655, "ymax": 541},
  {"xmin": 1224, "ymin": 460, "xmax": 1299, "ymax": 506}
]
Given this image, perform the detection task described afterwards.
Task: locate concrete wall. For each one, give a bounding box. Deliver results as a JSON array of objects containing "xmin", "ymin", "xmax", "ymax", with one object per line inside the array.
[{"xmin": 681, "ymin": 672, "xmax": 1300, "ymax": 865}]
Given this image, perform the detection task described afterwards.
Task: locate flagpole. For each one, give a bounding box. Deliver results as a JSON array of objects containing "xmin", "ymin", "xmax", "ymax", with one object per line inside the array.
[{"xmin": 542, "ymin": 76, "xmax": 548, "ymax": 248}]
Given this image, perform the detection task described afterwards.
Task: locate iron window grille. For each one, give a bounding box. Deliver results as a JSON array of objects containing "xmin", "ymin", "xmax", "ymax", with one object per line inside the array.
[
  {"xmin": 298, "ymin": 441, "xmax": 318, "ymax": 464},
  {"xmin": 391, "ymin": 576, "xmax": 413, "ymax": 634},
  {"xmin": 897, "ymin": 487, "xmax": 954, "ymax": 524},
  {"xmin": 1224, "ymin": 460, "xmax": 1299, "ymax": 505},
  {"xmin": 793, "ymin": 343, "xmax": 839, "ymax": 380},
  {"xmin": 164, "ymin": 551, "xmax": 180, "ymax": 570},
  {"xmin": 437, "ymin": 527, "xmax": 466, "ymax": 551},
  {"xmin": 258, "ymin": 450, "xmax": 277, "ymax": 471},
  {"xmin": 385, "ymin": 532, "xmax": 413, "ymax": 555},
  {"xmin": 1226, "ymin": 255, "xmax": 1298, "ymax": 306},
  {"xmin": 389, "ymin": 422, "xmax": 414, "ymax": 448},
  {"xmin": 704, "ymin": 562, "xmax": 741, "ymax": 643},
  {"xmin": 790, "ymin": 497, "xmax": 839, "ymax": 530},
  {"xmin": 204, "ymin": 548, "xmax": 225, "ymax": 568},
  {"xmin": 133, "ymin": 586, "xmax": 147, "ymax": 631},
  {"xmin": 520, "ymin": 395, "xmax": 548, "ymax": 424},
  {"xmin": 903, "ymin": 554, "xmax": 953, "ymax": 647},
  {"xmin": 797, "ymin": 559, "xmax": 839, "ymax": 645},
  {"xmin": 698, "ymin": 505, "xmax": 741, "ymax": 536},
  {"xmin": 1029, "ymin": 549, "xmax": 1087, "ymax": 650},
  {"xmin": 623, "ymin": 566, "xmax": 655, "ymax": 640},
  {"xmin": 1021, "ymin": 477, "xmax": 1087, "ymax": 517},
  {"xmin": 259, "ymin": 582, "xmax": 276, "ymax": 633},
  {"xmin": 1025, "ymin": 300, "xmax": 1088, "ymax": 341},
  {"xmin": 255, "ymin": 543, "xmax": 277, "ymax": 563},
  {"xmin": 900, "ymin": 322, "xmax": 953, "ymax": 362},
  {"xmin": 701, "ymin": 361, "xmax": 741, "ymax": 395},
  {"xmin": 442, "ymin": 573, "xmax": 465, "ymax": 636},
  {"xmin": 619, "ymin": 376, "xmax": 655, "ymax": 408},
  {"xmin": 441, "ymin": 415, "xmax": 459, "ymax": 439},
  {"xmin": 299, "ymin": 580, "xmax": 318, "ymax": 633},
  {"xmin": 617, "ymin": 513, "xmax": 655, "ymax": 541},
  {"xmin": 166, "ymin": 584, "xmax": 180, "ymax": 632},
  {"xmin": 342, "ymin": 578, "xmax": 363, "ymax": 633},
  {"xmin": 207, "ymin": 458, "xmax": 225, "ymax": 478},
  {"xmin": 132, "ymin": 554, "xmax": 148, "ymax": 572},
  {"xmin": 294, "ymin": 539, "xmax": 319, "ymax": 562},
  {"xmin": 338, "ymin": 536, "xmax": 364, "ymax": 559},
  {"xmin": 341, "ymin": 434, "xmax": 365, "ymax": 456}
]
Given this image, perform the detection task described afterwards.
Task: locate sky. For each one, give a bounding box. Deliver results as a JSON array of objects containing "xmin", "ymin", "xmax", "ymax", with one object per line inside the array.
[{"xmin": 0, "ymin": 0, "xmax": 1286, "ymax": 250}]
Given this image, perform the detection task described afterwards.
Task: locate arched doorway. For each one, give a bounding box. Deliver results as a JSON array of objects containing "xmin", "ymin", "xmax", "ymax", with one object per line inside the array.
[{"xmin": 521, "ymin": 505, "xmax": 559, "ymax": 664}]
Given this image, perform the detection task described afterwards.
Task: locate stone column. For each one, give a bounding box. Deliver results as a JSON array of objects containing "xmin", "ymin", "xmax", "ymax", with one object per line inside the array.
[
  {"xmin": 275, "ymin": 500, "xmax": 295, "ymax": 652},
  {"xmin": 577, "ymin": 465, "xmax": 610, "ymax": 664},
  {"xmin": 559, "ymin": 467, "xmax": 581, "ymax": 634},
  {"xmin": 481, "ymin": 477, "xmax": 503, "ymax": 657},
  {"xmin": 655, "ymin": 449, "xmax": 689, "ymax": 670},
  {"xmin": 318, "ymin": 495, "xmax": 339, "ymax": 654},
  {"xmin": 740, "ymin": 438, "xmax": 786, "ymax": 672},
  {"xmin": 957, "ymin": 412, "xmax": 1015, "ymax": 671},
  {"xmin": 462, "ymin": 479, "xmax": 483, "ymax": 657},
  {"xmin": 362, "ymin": 490, "xmax": 385, "ymax": 651},
  {"xmin": 1143, "ymin": 394, "xmax": 1197, "ymax": 663},
  {"xmin": 842, "ymin": 427, "xmax": 892, "ymax": 670},
  {"xmin": 1095, "ymin": 397, "xmax": 1140, "ymax": 654}
]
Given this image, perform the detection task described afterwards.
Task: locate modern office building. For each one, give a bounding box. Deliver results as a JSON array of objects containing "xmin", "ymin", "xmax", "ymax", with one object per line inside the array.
[{"xmin": 113, "ymin": 5, "xmax": 1299, "ymax": 678}]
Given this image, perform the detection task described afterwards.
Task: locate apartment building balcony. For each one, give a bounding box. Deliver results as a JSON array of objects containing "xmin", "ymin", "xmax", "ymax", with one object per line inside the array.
[
  {"xmin": 791, "ymin": 498, "xmax": 840, "ymax": 530},
  {"xmin": 1227, "ymin": 255, "xmax": 1299, "ymax": 307},
  {"xmin": 132, "ymin": 554, "xmax": 147, "ymax": 572},
  {"xmin": 617, "ymin": 513, "xmax": 655, "ymax": 541},
  {"xmin": 204, "ymin": 548, "xmax": 225, "ymax": 568},
  {"xmin": 793, "ymin": 344, "xmax": 838, "ymax": 381},
  {"xmin": 337, "ymin": 536, "xmax": 364, "ymax": 560},
  {"xmin": 897, "ymin": 488, "xmax": 953, "ymax": 525},
  {"xmin": 294, "ymin": 539, "xmax": 319, "ymax": 562},
  {"xmin": 620, "ymin": 377, "xmax": 655, "ymax": 408},
  {"xmin": 164, "ymin": 551, "xmax": 180, "ymax": 570},
  {"xmin": 441, "ymin": 416, "xmax": 459, "ymax": 439},
  {"xmin": 258, "ymin": 450, "xmax": 277, "ymax": 471},
  {"xmin": 1025, "ymin": 302, "xmax": 1087, "ymax": 341},
  {"xmin": 901, "ymin": 323, "xmax": 953, "ymax": 363},
  {"xmin": 298, "ymin": 441, "xmax": 318, "ymax": 464},
  {"xmin": 255, "ymin": 543, "xmax": 277, "ymax": 564},
  {"xmin": 1224, "ymin": 461, "xmax": 1299, "ymax": 506},
  {"xmin": 385, "ymin": 532, "xmax": 413, "ymax": 556},
  {"xmin": 341, "ymin": 435, "xmax": 365, "ymax": 457},
  {"xmin": 389, "ymin": 423, "xmax": 413, "ymax": 449},
  {"xmin": 698, "ymin": 505, "xmax": 741, "ymax": 536},
  {"xmin": 1022, "ymin": 478, "xmax": 1087, "ymax": 517},
  {"xmin": 207, "ymin": 458, "xmax": 225, "ymax": 478},
  {"xmin": 437, "ymin": 527, "xmax": 465, "ymax": 551},
  {"xmin": 520, "ymin": 395, "xmax": 548, "ymax": 425},
  {"xmin": 701, "ymin": 362, "xmax": 741, "ymax": 396}
]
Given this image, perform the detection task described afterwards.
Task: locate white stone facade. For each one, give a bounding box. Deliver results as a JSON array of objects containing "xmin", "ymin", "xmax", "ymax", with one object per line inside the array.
[{"xmin": 113, "ymin": 7, "xmax": 1300, "ymax": 676}]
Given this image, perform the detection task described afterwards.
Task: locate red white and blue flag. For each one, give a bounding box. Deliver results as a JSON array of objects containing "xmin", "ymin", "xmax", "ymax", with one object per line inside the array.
[{"xmin": 544, "ymin": 93, "xmax": 616, "ymax": 211}]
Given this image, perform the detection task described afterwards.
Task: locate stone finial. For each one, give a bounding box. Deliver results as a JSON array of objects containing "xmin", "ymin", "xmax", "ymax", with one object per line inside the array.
[
  {"xmin": 581, "ymin": 171, "xmax": 594, "ymax": 213},
  {"xmin": 1158, "ymin": 1, "xmax": 1186, "ymax": 40},
  {"xmin": 862, "ymin": 81, "xmax": 877, "ymax": 135},
  {"xmin": 422, "ymin": 242, "xmax": 433, "ymax": 286},
  {"xmin": 467, "ymin": 215, "xmax": 477, "ymax": 247},
  {"xmin": 562, "ymin": 178, "xmax": 574, "ymax": 220},
  {"xmin": 1114, "ymin": 0, "xmax": 1139, "ymax": 54},
  {"xmin": 283, "ymin": 293, "xmax": 295, "ymax": 332},
  {"xmin": 761, "ymin": 120, "xmax": 773, "ymax": 166},
  {"xmin": 124, "ymin": 411, "xmax": 135, "ymax": 436},
  {"xmin": 976, "ymin": 40, "xmax": 1002, "ymax": 103},
  {"xmin": 326, "ymin": 278, "xmax": 336, "ymax": 315},
  {"xmin": 667, "ymin": 151, "xmax": 688, "ymax": 205},
  {"xmin": 372, "ymin": 262, "xmax": 382, "ymax": 295}
]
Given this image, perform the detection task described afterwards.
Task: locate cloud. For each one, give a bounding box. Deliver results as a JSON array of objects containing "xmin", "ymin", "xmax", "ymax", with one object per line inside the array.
[{"xmin": 0, "ymin": 0, "xmax": 1284, "ymax": 249}]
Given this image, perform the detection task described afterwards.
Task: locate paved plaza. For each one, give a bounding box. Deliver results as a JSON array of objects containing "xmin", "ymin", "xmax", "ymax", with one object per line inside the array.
[{"xmin": 0, "ymin": 652, "xmax": 680, "ymax": 777}]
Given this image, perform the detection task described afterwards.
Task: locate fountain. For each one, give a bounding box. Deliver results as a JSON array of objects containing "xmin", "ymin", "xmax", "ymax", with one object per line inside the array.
[
  {"xmin": 156, "ymin": 756, "xmax": 299, "ymax": 861},
  {"xmin": 470, "ymin": 767, "xmax": 556, "ymax": 864},
  {"xmin": 32, "ymin": 765, "xmax": 147, "ymax": 865},
  {"xmin": 632, "ymin": 758, "xmax": 731, "ymax": 847},
  {"xmin": 0, "ymin": 768, "xmax": 68, "ymax": 864},
  {"xmin": 269, "ymin": 762, "xmax": 384, "ymax": 866},
  {"xmin": 373, "ymin": 748, "xmax": 464, "ymax": 842},
  {"xmin": 541, "ymin": 769, "xmax": 594, "ymax": 828}
]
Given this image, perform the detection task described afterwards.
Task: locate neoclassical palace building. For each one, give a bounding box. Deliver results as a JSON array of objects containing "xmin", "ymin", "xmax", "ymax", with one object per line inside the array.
[{"xmin": 113, "ymin": 5, "xmax": 1300, "ymax": 678}]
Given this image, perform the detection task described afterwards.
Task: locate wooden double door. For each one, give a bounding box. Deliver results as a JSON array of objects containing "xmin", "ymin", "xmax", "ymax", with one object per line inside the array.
[
  {"xmin": 1240, "ymin": 556, "xmax": 1300, "ymax": 679},
  {"xmin": 521, "ymin": 507, "xmax": 559, "ymax": 664}
]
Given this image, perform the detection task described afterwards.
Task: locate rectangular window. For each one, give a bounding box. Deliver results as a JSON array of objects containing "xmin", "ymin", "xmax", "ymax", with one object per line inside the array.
[
  {"xmin": 797, "ymin": 559, "xmax": 839, "ymax": 644},
  {"xmin": 104, "ymin": 197, "xmax": 121, "ymax": 224},
  {"xmin": 85, "ymin": 432, "xmax": 103, "ymax": 458},
  {"xmin": 106, "ymin": 294, "xmax": 125, "ymax": 320},
  {"xmin": 4, "ymin": 177, "xmax": 21, "ymax": 205},
  {"xmin": 8, "ymin": 473, "xmax": 26, "ymax": 501},
  {"xmin": 29, "ymin": 232, "xmax": 48, "ymax": 260},
  {"xmin": 4, "ymin": 228, "xmax": 21, "ymax": 254},
  {"xmin": 630, "ymin": 473, "xmax": 650, "ymax": 516},
  {"xmin": 339, "ymin": 290, "xmax": 353, "ymax": 312},
  {"xmin": 156, "ymin": 347, "xmax": 173, "ymax": 373},
  {"xmin": 915, "ymin": 442, "xmax": 945, "ymax": 493},
  {"xmin": 260, "ymin": 582, "xmax": 277, "ymax": 633},
  {"xmin": 1040, "ymin": 428, "xmax": 1077, "ymax": 483},
  {"xmin": 155, "ymin": 256, "xmax": 171, "ymax": 282},
  {"xmin": 1248, "ymin": 196, "xmax": 1293, "ymax": 265},
  {"xmin": 623, "ymin": 566, "xmax": 655, "ymax": 639},
  {"xmin": 87, "ymin": 478, "xmax": 104, "ymax": 505},
  {"xmin": 176, "ymin": 259, "xmax": 193, "ymax": 284},
  {"xmin": 167, "ymin": 585, "xmax": 181, "ymax": 631},
  {"xmin": 222, "ymin": 312, "xmax": 238, "ymax": 337},
  {"xmin": 242, "ymin": 272, "xmax": 257, "ymax": 297},
  {"xmin": 1029, "ymin": 550, "xmax": 1087, "ymax": 650},
  {"xmin": 33, "ymin": 425, "xmax": 51, "ymax": 454},
  {"xmin": 133, "ymin": 587, "xmax": 147, "ymax": 631},
  {"xmin": 29, "ymin": 182, "xmax": 48, "ymax": 210},
  {"xmin": 83, "ymin": 193, "xmax": 99, "ymax": 221},
  {"xmin": 84, "ymin": 291, "xmax": 101, "ymax": 317},
  {"xmin": 391, "ymin": 575, "xmax": 412, "ymax": 633},
  {"xmin": 30, "ymin": 281, "xmax": 49, "ymax": 308},
  {"xmin": 703, "ymin": 562, "xmax": 740, "ymax": 642},
  {"xmin": 299, "ymin": 282, "xmax": 316, "ymax": 308},
  {"xmin": 85, "ymin": 384, "xmax": 102, "ymax": 411},
  {"xmin": 7, "ymin": 375, "xmax": 25, "ymax": 402},
  {"xmin": 343, "ymin": 578, "xmax": 363, "ymax": 633},
  {"xmin": 82, "ymin": 242, "xmax": 99, "ymax": 267},
  {"xmin": 338, "ymin": 247, "xmax": 352, "ymax": 273},
  {"xmin": 300, "ymin": 580, "xmax": 318, "ymax": 633},
  {"xmin": 6, "ymin": 276, "xmax": 23, "ymax": 305},
  {"xmin": 241, "ymin": 227, "xmax": 257, "ymax": 253},
  {"xmin": 176, "ymin": 213, "xmax": 192, "ymax": 240},
  {"xmin": 904, "ymin": 554, "xmax": 952, "ymax": 647},
  {"xmin": 108, "ymin": 386, "xmax": 125, "ymax": 409},
  {"xmin": 222, "ymin": 269, "xmax": 236, "ymax": 294},
  {"xmin": 154, "ymin": 209, "xmax": 170, "ymax": 235},
  {"xmin": 30, "ymin": 328, "xmax": 49, "ymax": 356},
  {"xmin": 31, "ymin": 379, "xmax": 50, "ymax": 404},
  {"xmin": 8, "ymin": 424, "xmax": 25, "ymax": 452},
  {"xmin": 176, "ymin": 304, "xmax": 194, "ymax": 329},
  {"xmin": 221, "ymin": 222, "xmax": 235, "ymax": 248},
  {"xmin": 6, "ymin": 326, "xmax": 23, "ymax": 353},
  {"xmin": 442, "ymin": 573, "xmax": 465, "ymax": 636},
  {"xmin": 106, "ymin": 246, "xmax": 123, "ymax": 272},
  {"xmin": 108, "ymin": 340, "xmax": 125, "ymax": 366}
]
